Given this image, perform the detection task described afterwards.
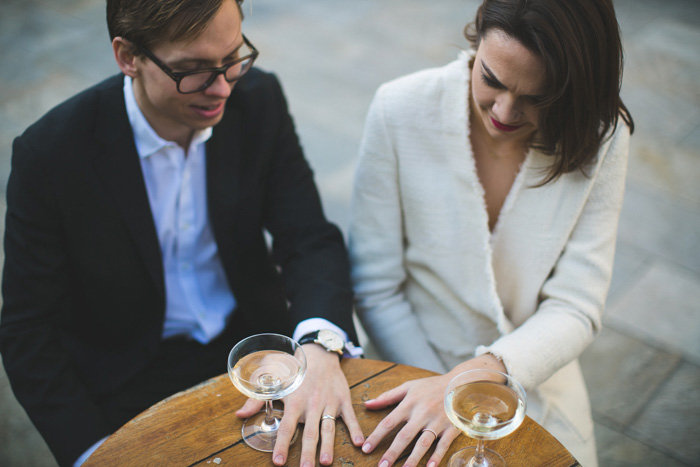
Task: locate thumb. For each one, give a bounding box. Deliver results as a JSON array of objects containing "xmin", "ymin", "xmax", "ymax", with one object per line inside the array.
[
  {"xmin": 235, "ymin": 398, "xmax": 264, "ymax": 418},
  {"xmin": 364, "ymin": 383, "xmax": 410, "ymax": 410}
]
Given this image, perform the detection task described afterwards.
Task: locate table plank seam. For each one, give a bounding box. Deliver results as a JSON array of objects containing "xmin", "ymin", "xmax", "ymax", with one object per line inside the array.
[
  {"xmin": 349, "ymin": 363, "xmax": 399, "ymax": 389},
  {"xmin": 187, "ymin": 437, "xmax": 246, "ymax": 466}
]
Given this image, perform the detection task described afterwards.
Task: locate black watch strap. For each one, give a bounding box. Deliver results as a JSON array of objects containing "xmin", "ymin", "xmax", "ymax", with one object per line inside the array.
[
  {"xmin": 298, "ymin": 330, "xmax": 344, "ymax": 360},
  {"xmin": 298, "ymin": 330, "xmax": 321, "ymax": 346}
]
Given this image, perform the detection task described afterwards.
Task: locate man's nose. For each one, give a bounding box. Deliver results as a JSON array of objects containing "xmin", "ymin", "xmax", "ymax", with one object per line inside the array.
[{"xmin": 204, "ymin": 72, "xmax": 233, "ymax": 98}]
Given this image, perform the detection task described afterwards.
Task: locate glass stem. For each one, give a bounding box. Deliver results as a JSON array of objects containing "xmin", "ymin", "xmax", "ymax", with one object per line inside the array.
[
  {"xmin": 264, "ymin": 400, "xmax": 276, "ymax": 427},
  {"xmin": 471, "ymin": 439, "xmax": 488, "ymax": 467},
  {"xmin": 256, "ymin": 400, "xmax": 280, "ymax": 433}
]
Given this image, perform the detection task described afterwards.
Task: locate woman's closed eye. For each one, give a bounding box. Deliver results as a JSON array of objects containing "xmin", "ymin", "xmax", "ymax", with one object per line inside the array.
[{"xmin": 481, "ymin": 73, "xmax": 505, "ymax": 89}]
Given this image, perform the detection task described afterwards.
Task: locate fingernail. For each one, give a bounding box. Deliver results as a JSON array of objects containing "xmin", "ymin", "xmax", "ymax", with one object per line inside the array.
[
  {"xmin": 362, "ymin": 442, "xmax": 372, "ymax": 453},
  {"xmin": 274, "ymin": 454, "xmax": 283, "ymax": 464},
  {"xmin": 379, "ymin": 460, "xmax": 389, "ymax": 467},
  {"xmin": 355, "ymin": 435, "xmax": 365, "ymax": 445},
  {"xmin": 428, "ymin": 462, "xmax": 436, "ymax": 467},
  {"xmin": 303, "ymin": 462, "xmax": 313, "ymax": 467},
  {"xmin": 321, "ymin": 453, "xmax": 331, "ymax": 464}
]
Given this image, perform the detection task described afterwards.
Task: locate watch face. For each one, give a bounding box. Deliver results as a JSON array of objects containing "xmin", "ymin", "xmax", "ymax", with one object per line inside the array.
[{"xmin": 318, "ymin": 329, "xmax": 344, "ymax": 352}]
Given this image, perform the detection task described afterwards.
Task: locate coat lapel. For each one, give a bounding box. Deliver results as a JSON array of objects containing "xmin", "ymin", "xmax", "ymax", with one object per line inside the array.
[
  {"xmin": 91, "ymin": 76, "xmax": 164, "ymax": 296},
  {"xmin": 204, "ymin": 101, "xmax": 245, "ymax": 301}
]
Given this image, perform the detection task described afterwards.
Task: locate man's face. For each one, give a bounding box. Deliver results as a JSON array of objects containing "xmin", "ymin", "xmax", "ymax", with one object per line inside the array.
[{"xmin": 131, "ymin": 0, "xmax": 243, "ymax": 147}]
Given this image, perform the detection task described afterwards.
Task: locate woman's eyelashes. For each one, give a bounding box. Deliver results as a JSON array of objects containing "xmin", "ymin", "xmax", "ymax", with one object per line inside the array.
[
  {"xmin": 480, "ymin": 72, "xmax": 504, "ymax": 89},
  {"xmin": 480, "ymin": 72, "xmax": 543, "ymax": 106}
]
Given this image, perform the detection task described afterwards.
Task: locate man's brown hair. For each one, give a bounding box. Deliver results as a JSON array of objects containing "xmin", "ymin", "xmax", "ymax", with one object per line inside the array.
[{"xmin": 107, "ymin": 0, "xmax": 243, "ymax": 51}]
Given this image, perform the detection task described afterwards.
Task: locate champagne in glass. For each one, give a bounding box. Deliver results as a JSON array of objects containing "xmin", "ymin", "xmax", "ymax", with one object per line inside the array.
[
  {"xmin": 228, "ymin": 333, "xmax": 307, "ymax": 452},
  {"xmin": 444, "ymin": 369, "xmax": 526, "ymax": 467}
]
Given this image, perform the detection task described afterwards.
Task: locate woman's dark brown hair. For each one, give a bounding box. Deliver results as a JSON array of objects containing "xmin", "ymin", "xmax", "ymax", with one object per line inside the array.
[
  {"xmin": 107, "ymin": 0, "xmax": 244, "ymax": 52},
  {"xmin": 465, "ymin": 0, "xmax": 634, "ymax": 184}
]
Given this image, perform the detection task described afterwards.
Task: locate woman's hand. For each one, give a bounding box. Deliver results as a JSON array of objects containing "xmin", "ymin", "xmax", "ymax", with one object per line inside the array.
[
  {"xmin": 362, "ymin": 354, "xmax": 507, "ymax": 467},
  {"xmin": 361, "ymin": 373, "xmax": 461, "ymax": 467}
]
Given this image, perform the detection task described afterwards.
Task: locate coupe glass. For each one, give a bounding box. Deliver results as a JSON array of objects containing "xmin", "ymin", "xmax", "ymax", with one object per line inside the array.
[
  {"xmin": 227, "ymin": 333, "xmax": 307, "ymax": 452},
  {"xmin": 444, "ymin": 369, "xmax": 526, "ymax": 467}
]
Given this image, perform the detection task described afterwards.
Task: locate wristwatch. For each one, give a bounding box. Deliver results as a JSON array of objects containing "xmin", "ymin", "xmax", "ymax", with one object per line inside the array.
[{"xmin": 298, "ymin": 329, "xmax": 345, "ymax": 359}]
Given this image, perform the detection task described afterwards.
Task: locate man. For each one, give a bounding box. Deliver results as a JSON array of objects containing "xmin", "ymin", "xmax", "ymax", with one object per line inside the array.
[{"xmin": 0, "ymin": 1, "xmax": 364, "ymax": 466}]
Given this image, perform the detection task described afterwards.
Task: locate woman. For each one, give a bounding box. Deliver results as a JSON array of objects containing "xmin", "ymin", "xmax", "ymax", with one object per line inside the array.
[{"xmin": 348, "ymin": 0, "xmax": 633, "ymax": 466}]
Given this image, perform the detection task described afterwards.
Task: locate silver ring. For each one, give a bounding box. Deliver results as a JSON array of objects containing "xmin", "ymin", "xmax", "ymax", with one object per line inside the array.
[
  {"xmin": 422, "ymin": 428, "xmax": 438, "ymax": 442},
  {"xmin": 321, "ymin": 414, "xmax": 336, "ymax": 422}
]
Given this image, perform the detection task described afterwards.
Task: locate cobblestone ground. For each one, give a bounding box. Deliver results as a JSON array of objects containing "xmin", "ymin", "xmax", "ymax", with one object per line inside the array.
[{"xmin": 1, "ymin": 1, "xmax": 698, "ymax": 465}]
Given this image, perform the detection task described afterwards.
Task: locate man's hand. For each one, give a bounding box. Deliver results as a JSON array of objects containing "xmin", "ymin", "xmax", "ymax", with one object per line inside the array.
[{"xmin": 235, "ymin": 344, "xmax": 364, "ymax": 467}]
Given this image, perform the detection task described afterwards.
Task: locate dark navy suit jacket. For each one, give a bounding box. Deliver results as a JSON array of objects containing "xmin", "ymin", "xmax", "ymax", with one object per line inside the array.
[{"xmin": 0, "ymin": 69, "xmax": 356, "ymax": 465}]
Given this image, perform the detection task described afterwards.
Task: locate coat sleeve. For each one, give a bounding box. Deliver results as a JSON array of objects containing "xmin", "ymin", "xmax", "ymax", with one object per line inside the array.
[
  {"xmin": 0, "ymin": 135, "xmax": 112, "ymax": 466},
  {"xmin": 477, "ymin": 122, "xmax": 631, "ymax": 390},
  {"xmin": 348, "ymin": 86, "xmax": 446, "ymax": 371},
  {"xmin": 259, "ymin": 74, "xmax": 358, "ymax": 344}
]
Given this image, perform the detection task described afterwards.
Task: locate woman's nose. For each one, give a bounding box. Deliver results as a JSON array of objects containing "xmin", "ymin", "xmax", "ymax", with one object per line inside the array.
[{"xmin": 492, "ymin": 94, "xmax": 522, "ymax": 124}]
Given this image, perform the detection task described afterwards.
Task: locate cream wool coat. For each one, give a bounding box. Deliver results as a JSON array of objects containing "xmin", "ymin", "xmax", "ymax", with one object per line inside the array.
[{"xmin": 349, "ymin": 52, "xmax": 630, "ymax": 466}]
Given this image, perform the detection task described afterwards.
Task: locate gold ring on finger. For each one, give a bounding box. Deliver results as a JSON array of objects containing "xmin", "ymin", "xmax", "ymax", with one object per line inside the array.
[{"xmin": 421, "ymin": 428, "xmax": 438, "ymax": 443}]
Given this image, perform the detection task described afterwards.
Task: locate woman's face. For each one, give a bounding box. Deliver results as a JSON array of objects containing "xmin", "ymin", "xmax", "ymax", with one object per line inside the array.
[{"xmin": 470, "ymin": 29, "xmax": 546, "ymax": 144}]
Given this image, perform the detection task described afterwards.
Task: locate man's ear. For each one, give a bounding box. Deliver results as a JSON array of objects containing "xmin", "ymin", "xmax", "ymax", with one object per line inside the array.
[{"xmin": 112, "ymin": 37, "xmax": 139, "ymax": 78}]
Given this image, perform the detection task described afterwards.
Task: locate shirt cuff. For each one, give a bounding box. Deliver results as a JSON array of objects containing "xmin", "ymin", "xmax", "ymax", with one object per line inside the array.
[
  {"xmin": 74, "ymin": 436, "xmax": 108, "ymax": 466},
  {"xmin": 293, "ymin": 318, "xmax": 364, "ymax": 358}
]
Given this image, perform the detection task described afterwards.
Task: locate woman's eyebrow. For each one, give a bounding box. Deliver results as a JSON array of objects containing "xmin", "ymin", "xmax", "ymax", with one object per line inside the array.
[
  {"xmin": 482, "ymin": 62, "xmax": 505, "ymax": 88},
  {"xmin": 482, "ymin": 61, "xmax": 544, "ymax": 101}
]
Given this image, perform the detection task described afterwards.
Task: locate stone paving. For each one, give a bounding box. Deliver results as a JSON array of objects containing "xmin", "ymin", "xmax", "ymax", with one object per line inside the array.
[{"xmin": 1, "ymin": 0, "xmax": 699, "ymax": 466}]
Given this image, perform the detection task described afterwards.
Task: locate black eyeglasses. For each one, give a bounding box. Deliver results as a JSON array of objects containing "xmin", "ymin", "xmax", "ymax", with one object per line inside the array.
[{"xmin": 133, "ymin": 35, "xmax": 258, "ymax": 94}]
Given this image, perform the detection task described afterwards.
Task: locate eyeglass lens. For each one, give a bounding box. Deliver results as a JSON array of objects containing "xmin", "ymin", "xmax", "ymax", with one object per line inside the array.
[{"xmin": 178, "ymin": 45, "xmax": 255, "ymax": 93}]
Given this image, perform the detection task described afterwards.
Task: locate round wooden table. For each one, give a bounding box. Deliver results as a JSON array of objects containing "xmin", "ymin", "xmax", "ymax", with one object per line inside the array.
[{"xmin": 84, "ymin": 358, "xmax": 579, "ymax": 466}]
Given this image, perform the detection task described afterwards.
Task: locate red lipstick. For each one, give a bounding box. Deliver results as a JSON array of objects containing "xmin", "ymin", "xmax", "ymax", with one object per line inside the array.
[{"xmin": 490, "ymin": 116, "xmax": 524, "ymax": 132}]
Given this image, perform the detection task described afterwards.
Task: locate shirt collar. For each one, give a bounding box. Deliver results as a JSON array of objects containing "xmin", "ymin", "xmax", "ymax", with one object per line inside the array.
[{"xmin": 123, "ymin": 76, "xmax": 213, "ymax": 159}]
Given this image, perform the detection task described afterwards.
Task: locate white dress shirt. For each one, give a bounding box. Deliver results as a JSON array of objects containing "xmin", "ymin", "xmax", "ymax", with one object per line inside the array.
[{"xmin": 124, "ymin": 76, "xmax": 234, "ymax": 344}]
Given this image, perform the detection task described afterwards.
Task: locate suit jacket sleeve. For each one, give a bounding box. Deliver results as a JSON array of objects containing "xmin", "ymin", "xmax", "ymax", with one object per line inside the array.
[
  {"xmin": 203, "ymin": 69, "xmax": 357, "ymax": 342},
  {"xmin": 254, "ymin": 73, "xmax": 356, "ymax": 341},
  {"xmin": 1, "ymin": 135, "xmax": 113, "ymax": 466}
]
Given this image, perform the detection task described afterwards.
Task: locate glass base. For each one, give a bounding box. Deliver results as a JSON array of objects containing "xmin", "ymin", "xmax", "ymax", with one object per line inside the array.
[
  {"xmin": 241, "ymin": 408, "xmax": 298, "ymax": 452},
  {"xmin": 448, "ymin": 447, "xmax": 506, "ymax": 467}
]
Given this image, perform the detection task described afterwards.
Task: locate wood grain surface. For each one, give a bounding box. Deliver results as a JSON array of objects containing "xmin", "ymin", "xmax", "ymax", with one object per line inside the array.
[{"xmin": 85, "ymin": 358, "xmax": 579, "ymax": 466}]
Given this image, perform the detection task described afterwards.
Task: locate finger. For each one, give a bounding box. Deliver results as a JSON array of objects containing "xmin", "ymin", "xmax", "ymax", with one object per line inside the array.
[
  {"xmin": 340, "ymin": 399, "xmax": 365, "ymax": 447},
  {"xmin": 402, "ymin": 429, "xmax": 438, "ymax": 467},
  {"xmin": 364, "ymin": 383, "xmax": 409, "ymax": 410},
  {"xmin": 361, "ymin": 406, "xmax": 405, "ymax": 454},
  {"xmin": 318, "ymin": 411, "xmax": 337, "ymax": 466},
  {"xmin": 234, "ymin": 398, "xmax": 264, "ymax": 418},
  {"xmin": 299, "ymin": 409, "xmax": 322, "ymax": 467},
  {"xmin": 375, "ymin": 422, "xmax": 422, "ymax": 467},
  {"xmin": 425, "ymin": 427, "xmax": 461, "ymax": 467},
  {"xmin": 271, "ymin": 407, "xmax": 302, "ymax": 466}
]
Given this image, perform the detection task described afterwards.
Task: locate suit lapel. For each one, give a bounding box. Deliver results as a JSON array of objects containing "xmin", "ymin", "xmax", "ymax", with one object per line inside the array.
[
  {"xmin": 92, "ymin": 76, "xmax": 165, "ymax": 296},
  {"xmin": 206, "ymin": 104, "xmax": 243, "ymax": 258}
]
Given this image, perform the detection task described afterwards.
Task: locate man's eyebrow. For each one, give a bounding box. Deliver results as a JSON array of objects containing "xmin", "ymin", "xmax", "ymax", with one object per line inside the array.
[{"xmin": 169, "ymin": 40, "xmax": 245, "ymax": 67}]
